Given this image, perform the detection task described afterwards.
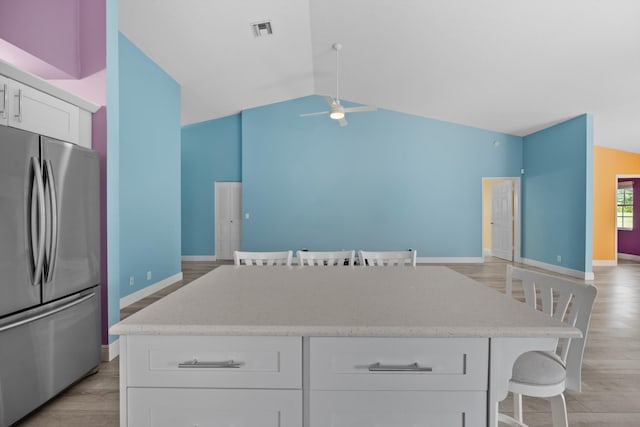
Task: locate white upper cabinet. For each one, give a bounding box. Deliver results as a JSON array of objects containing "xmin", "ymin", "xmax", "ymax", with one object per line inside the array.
[
  {"xmin": 0, "ymin": 61, "xmax": 99, "ymax": 148},
  {"xmin": 5, "ymin": 78, "xmax": 80, "ymax": 144}
]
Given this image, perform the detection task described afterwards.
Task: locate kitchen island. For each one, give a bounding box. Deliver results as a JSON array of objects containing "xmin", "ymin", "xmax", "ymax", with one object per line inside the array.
[{"xmin": 110, "ymin": 265, "xmax": 580, "ymax": 427}]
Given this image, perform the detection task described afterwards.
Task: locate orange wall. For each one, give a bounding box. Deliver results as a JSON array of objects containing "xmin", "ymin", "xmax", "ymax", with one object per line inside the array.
[{"xmin": 593, "ymin": 146, "xmax": 640, "ymax": 261}]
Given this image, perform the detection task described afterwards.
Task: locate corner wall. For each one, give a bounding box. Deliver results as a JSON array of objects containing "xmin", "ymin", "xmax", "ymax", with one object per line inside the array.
[
  {"xmin": 522, "ymin": 114, "xmax": 593, "ymax": 277},
  {"xmin": 118, "ymin": 33, "xmax": 181, "ymax": 300},
  {"xmin": 181, "ymin": 115, "xmax": 242, "ymax": 256}
]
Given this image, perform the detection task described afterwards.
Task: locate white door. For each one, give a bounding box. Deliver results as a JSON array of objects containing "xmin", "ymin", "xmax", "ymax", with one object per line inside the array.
[
  {"xmin": 215, "ymin": 182, "xmax": 241, "ymax": 260},
  {"xmin": 490, "ymin": 181, "xmax": 513, "ymax": 261}
]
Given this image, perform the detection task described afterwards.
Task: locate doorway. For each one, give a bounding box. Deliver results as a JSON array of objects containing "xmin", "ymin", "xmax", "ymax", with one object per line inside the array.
[
  {"xmin": 615, "ymin": 174, "xmax": 640, "ymax": 263},
  {"xmin": 215, "ymin": 181, "xmax": 242, "ymax": 260},
  {"xmin": 482, "ymin": 177, "xmax": 521, "ymax": 262}
]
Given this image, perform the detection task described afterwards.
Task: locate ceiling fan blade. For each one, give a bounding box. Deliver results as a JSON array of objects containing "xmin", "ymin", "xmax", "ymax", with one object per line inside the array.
[
  {"xmin": 339, "ymin": 118, "xmax": 348, "ymax": 127},
  {"xmin": 300, "ymin": 111, "xmax": 330, "ymax": 117},
  {"xmin": 323, "ymin": 95, "xmax": 336, "ymax": 106},
  {"xmin": 343, "ymin": 105, "xmax": 377, "ymax": 113}
]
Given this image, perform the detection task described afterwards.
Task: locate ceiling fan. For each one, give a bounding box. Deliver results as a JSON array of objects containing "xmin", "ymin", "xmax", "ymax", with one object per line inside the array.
[{"xmin": 300, "ymin": 43, "xmax": 377, "ymax": 127}]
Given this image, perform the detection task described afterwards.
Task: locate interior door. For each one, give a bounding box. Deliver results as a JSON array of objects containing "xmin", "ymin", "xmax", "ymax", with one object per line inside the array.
[
  {"xmin": 490, "ymin": 181, "xmax": 514, "ymax": 261},
  {"xmin": 215, "ymin": 182, "xmax": 242, "ymax": 260}
]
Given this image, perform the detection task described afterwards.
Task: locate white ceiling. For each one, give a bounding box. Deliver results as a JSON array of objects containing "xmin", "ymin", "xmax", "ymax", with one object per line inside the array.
[{"xmin": 120, "ymin": 0, "xmax": 640, "ymax": 153}]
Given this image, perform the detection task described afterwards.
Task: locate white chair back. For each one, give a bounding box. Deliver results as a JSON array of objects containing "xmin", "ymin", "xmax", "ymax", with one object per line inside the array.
[
  {"xmin": 506, "ymin": 265, "xmax": 597, "ymax": 392},
  {"xmin": 297, "ymin": 250, "xmax": 355, "ymax": 266},
  {"xmin": 359, "ymin": 250, "xmax": 417, "ymax": 266},
  {"xmin": 234, "ymin": 250, "xmax": 293, "ymax": 266}
]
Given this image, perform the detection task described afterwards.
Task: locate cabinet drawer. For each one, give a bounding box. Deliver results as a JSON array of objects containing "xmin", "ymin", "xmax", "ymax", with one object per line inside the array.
[
  {"xmin": 310, "ymin": 390, "xmax": 486, "ymax": 427},
  {"xmin": 128, "ymin": 388, "xmax": 301, "ymax": 427},
  {"xmin": 125, "ymin": 336, "xmax": 301, "ymax": 389},
  {"xmin": 310, "ymin": 337, "xmax": 488, "ymax": 391}
]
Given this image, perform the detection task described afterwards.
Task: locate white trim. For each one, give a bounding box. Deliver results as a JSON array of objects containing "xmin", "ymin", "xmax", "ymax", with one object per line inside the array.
[
  {"xmin": 483, "ymin": 248, "xmax": 492, "ymax": 257},
  {"xmin": 417, "ymin": 257, "xmax": 484, "ymax": 264},
  {"xmin": 120, "ymin": 272, "xmax": 183, "ymax": 309},
  {"xmin": 182, "ymin": 255, "xmax": 217, "ymax": 261},
  {"xmin": 592, "ymin": 259, "xmax": 617, "ymax": 266},
  {"xmin": 521, "ymin": 258, "xmax": 594, "ymax": 281},
  {"xmin": 0, "ymin": 59, "xmax": 100, "ymax": 112},
  {"xmin": 618, "ymin": 253, "xmax": 640, "ymax": 262},
  {"xmin": 102, "ymin": 339, "xmax": 119, "ymax": 361}
]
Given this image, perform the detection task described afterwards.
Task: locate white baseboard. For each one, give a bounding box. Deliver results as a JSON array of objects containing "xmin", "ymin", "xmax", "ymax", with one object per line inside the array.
[
  {"xmin": 521, "ymin": 258, "xmax": 594, "ymax": 281},
  {"xmin": 101, "ymin": 339, "xmax": 119, "ymax": 362},
  {"xmin": 482, "ymin": 249, "xmax": 492, "ymax": 257},
  {"xmin": 593, "ymin": 259, "xmax": 617, "ymax": 266},
  {"xmin": 416, "ymin": 257, "xmax": 484, "ymax": 264},
  {"xmin": 618, "ymin": 253, "xmax": 640, "ymax": 262},
  {"xmin": 120, "ymin": 272, "xmax": 183, "ymax": 309},
  {"xmin": 182, "ymin": 255, "xmax": 217, "ymax": 261}
]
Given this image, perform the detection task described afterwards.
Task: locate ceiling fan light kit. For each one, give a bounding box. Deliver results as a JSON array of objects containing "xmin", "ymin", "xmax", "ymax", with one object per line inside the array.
[{"xmin": 300, "ymin": 42, "xmax": 376, "ymax": 126}]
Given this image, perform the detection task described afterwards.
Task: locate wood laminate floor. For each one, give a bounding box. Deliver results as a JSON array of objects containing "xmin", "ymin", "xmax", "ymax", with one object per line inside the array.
[{"xmin": 14, "ymin": 258, "xmax": 640, "ymax": 426}]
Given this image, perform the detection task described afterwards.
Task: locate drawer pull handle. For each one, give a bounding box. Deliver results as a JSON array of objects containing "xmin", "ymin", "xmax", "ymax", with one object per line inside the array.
[
  {"xmin": 178, "ymin": 359, "xmax": 244, "ymax": 369},
  {"xmin": 368, "ymin": 362, "xmax": 432, "ymax": 372}
]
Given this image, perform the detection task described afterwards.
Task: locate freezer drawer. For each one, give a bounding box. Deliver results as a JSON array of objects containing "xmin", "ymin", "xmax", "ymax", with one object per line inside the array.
[{"xmin": 0, "ymin": 288, "xmax": 100, "ymax": 427}]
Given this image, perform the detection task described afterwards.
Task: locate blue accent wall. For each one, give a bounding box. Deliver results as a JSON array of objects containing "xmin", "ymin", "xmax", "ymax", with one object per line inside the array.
[
  {"xmin": 240, "ymin": 95, "xmax": 523, "ymax": 257},
  {"xmin": 118, "ymin": 33, "xmax": 181, "ymax": 297},
  {"xmin": 522, "ymin": 114, "xmax": 593, "ymax": 273},
  {"xmin": 181, "ymin": 115, "xmax": 242, "ymax": 256}
]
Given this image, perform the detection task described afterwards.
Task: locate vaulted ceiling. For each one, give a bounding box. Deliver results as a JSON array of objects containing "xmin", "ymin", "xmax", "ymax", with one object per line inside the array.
[{"xmin": 120, "ymin": 0, "xmax": 640, "ymax": 153}]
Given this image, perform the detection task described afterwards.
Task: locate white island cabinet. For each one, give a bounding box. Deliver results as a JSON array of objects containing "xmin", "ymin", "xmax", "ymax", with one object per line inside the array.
[{"xmin": 110, "ymin": 266, "xmax": 580, "ymax": 427}]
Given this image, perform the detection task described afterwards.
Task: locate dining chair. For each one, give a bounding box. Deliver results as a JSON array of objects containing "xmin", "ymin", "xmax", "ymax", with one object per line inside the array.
[
  {"xmin": 499, "ymin": 265, "xmax": 597, "ymax": 427},
  {"xmin": 296, "ymin": 250, "xmax": 355, "ymax": 266},
  {"xmin": 358, "ymin": 249, "xmax": 417, "ymax": 266},
  {"xmin": 233, "ymin": 250, "xmax": 293, "ymax": 266}
]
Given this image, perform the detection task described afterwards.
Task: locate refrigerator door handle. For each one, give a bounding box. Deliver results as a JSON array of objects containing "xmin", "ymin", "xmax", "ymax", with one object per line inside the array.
[
  {"xmin": 30, "ymin": 157, "xmax": 46, "ymax": 285},
  {"xmin": 0, "ymin": 292, "xmax": 96, "ymax": 333},
  {"xmin": 45, "ymin": 159, "xmax": 58, "ymax": 283}
]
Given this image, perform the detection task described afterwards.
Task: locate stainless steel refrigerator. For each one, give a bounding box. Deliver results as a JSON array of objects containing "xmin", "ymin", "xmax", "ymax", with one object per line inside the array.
[{"xmin": 0, "ymin": 125, "xmax": 101, "ymax": 426}]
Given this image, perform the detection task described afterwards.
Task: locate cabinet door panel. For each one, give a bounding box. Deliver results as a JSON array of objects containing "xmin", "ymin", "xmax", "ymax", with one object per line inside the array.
[
  {"xmin": 310, "ymin": 390, "xmax": 486, "ymax": 427},
  {"xmin": 8, "ymin": 80, "xmax": 79, "ymax": 144},
  {"xmin": 128, "ymin": 388, "xmax": 301, "ymax": 427}
]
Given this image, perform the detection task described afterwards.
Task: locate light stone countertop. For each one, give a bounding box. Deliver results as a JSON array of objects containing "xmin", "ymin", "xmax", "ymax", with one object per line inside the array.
[{"xmin": 109, "ymin": 266, "xmax": 581, "ymax": 338}]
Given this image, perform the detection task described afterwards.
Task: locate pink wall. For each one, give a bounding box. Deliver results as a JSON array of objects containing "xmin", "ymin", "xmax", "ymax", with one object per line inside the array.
[{"xmin": 0, "ymin": 0, "xmax": 81, "ymax": 78}]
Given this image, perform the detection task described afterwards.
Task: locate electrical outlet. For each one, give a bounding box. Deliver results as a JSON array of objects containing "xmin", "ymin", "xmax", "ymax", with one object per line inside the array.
[
  {"xmin": 556, "ymin": 255, "xmax": 562, "ymax": 263},
  {"xmin": 129, "ymin": 276, "xmax": 134, "ymax": 286},
  {"xmin": 147, "ymin": 271, "xmax": 152, "ymax": 281}
]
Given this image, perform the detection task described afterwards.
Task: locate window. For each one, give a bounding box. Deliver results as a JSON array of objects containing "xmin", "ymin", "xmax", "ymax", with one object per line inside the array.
[{"xmin": 617, "ymin": 181, "xmax": 634, "ymax": 230}]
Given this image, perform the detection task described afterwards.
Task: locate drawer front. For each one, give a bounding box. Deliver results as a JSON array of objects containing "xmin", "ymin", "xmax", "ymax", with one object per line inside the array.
[
  {"xmin": 126, "ymin": 336, "xmax": 301, "ymax": 389},
  {"xmin": 310, "ymin": 390, "xmax": 486, "ymax": 427},
  {"xmin": 310, "ymin": 337, "xmax": 488, "ymax": 391},
  {"xmin": 128, "ymin": 388, "xmax": 301, "ymax": 427}
]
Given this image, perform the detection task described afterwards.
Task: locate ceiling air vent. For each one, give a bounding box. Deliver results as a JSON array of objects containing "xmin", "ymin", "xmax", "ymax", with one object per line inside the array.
[{"xmin": 251, "ymin": 21, "xmax": 273, "ymax": 37}]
